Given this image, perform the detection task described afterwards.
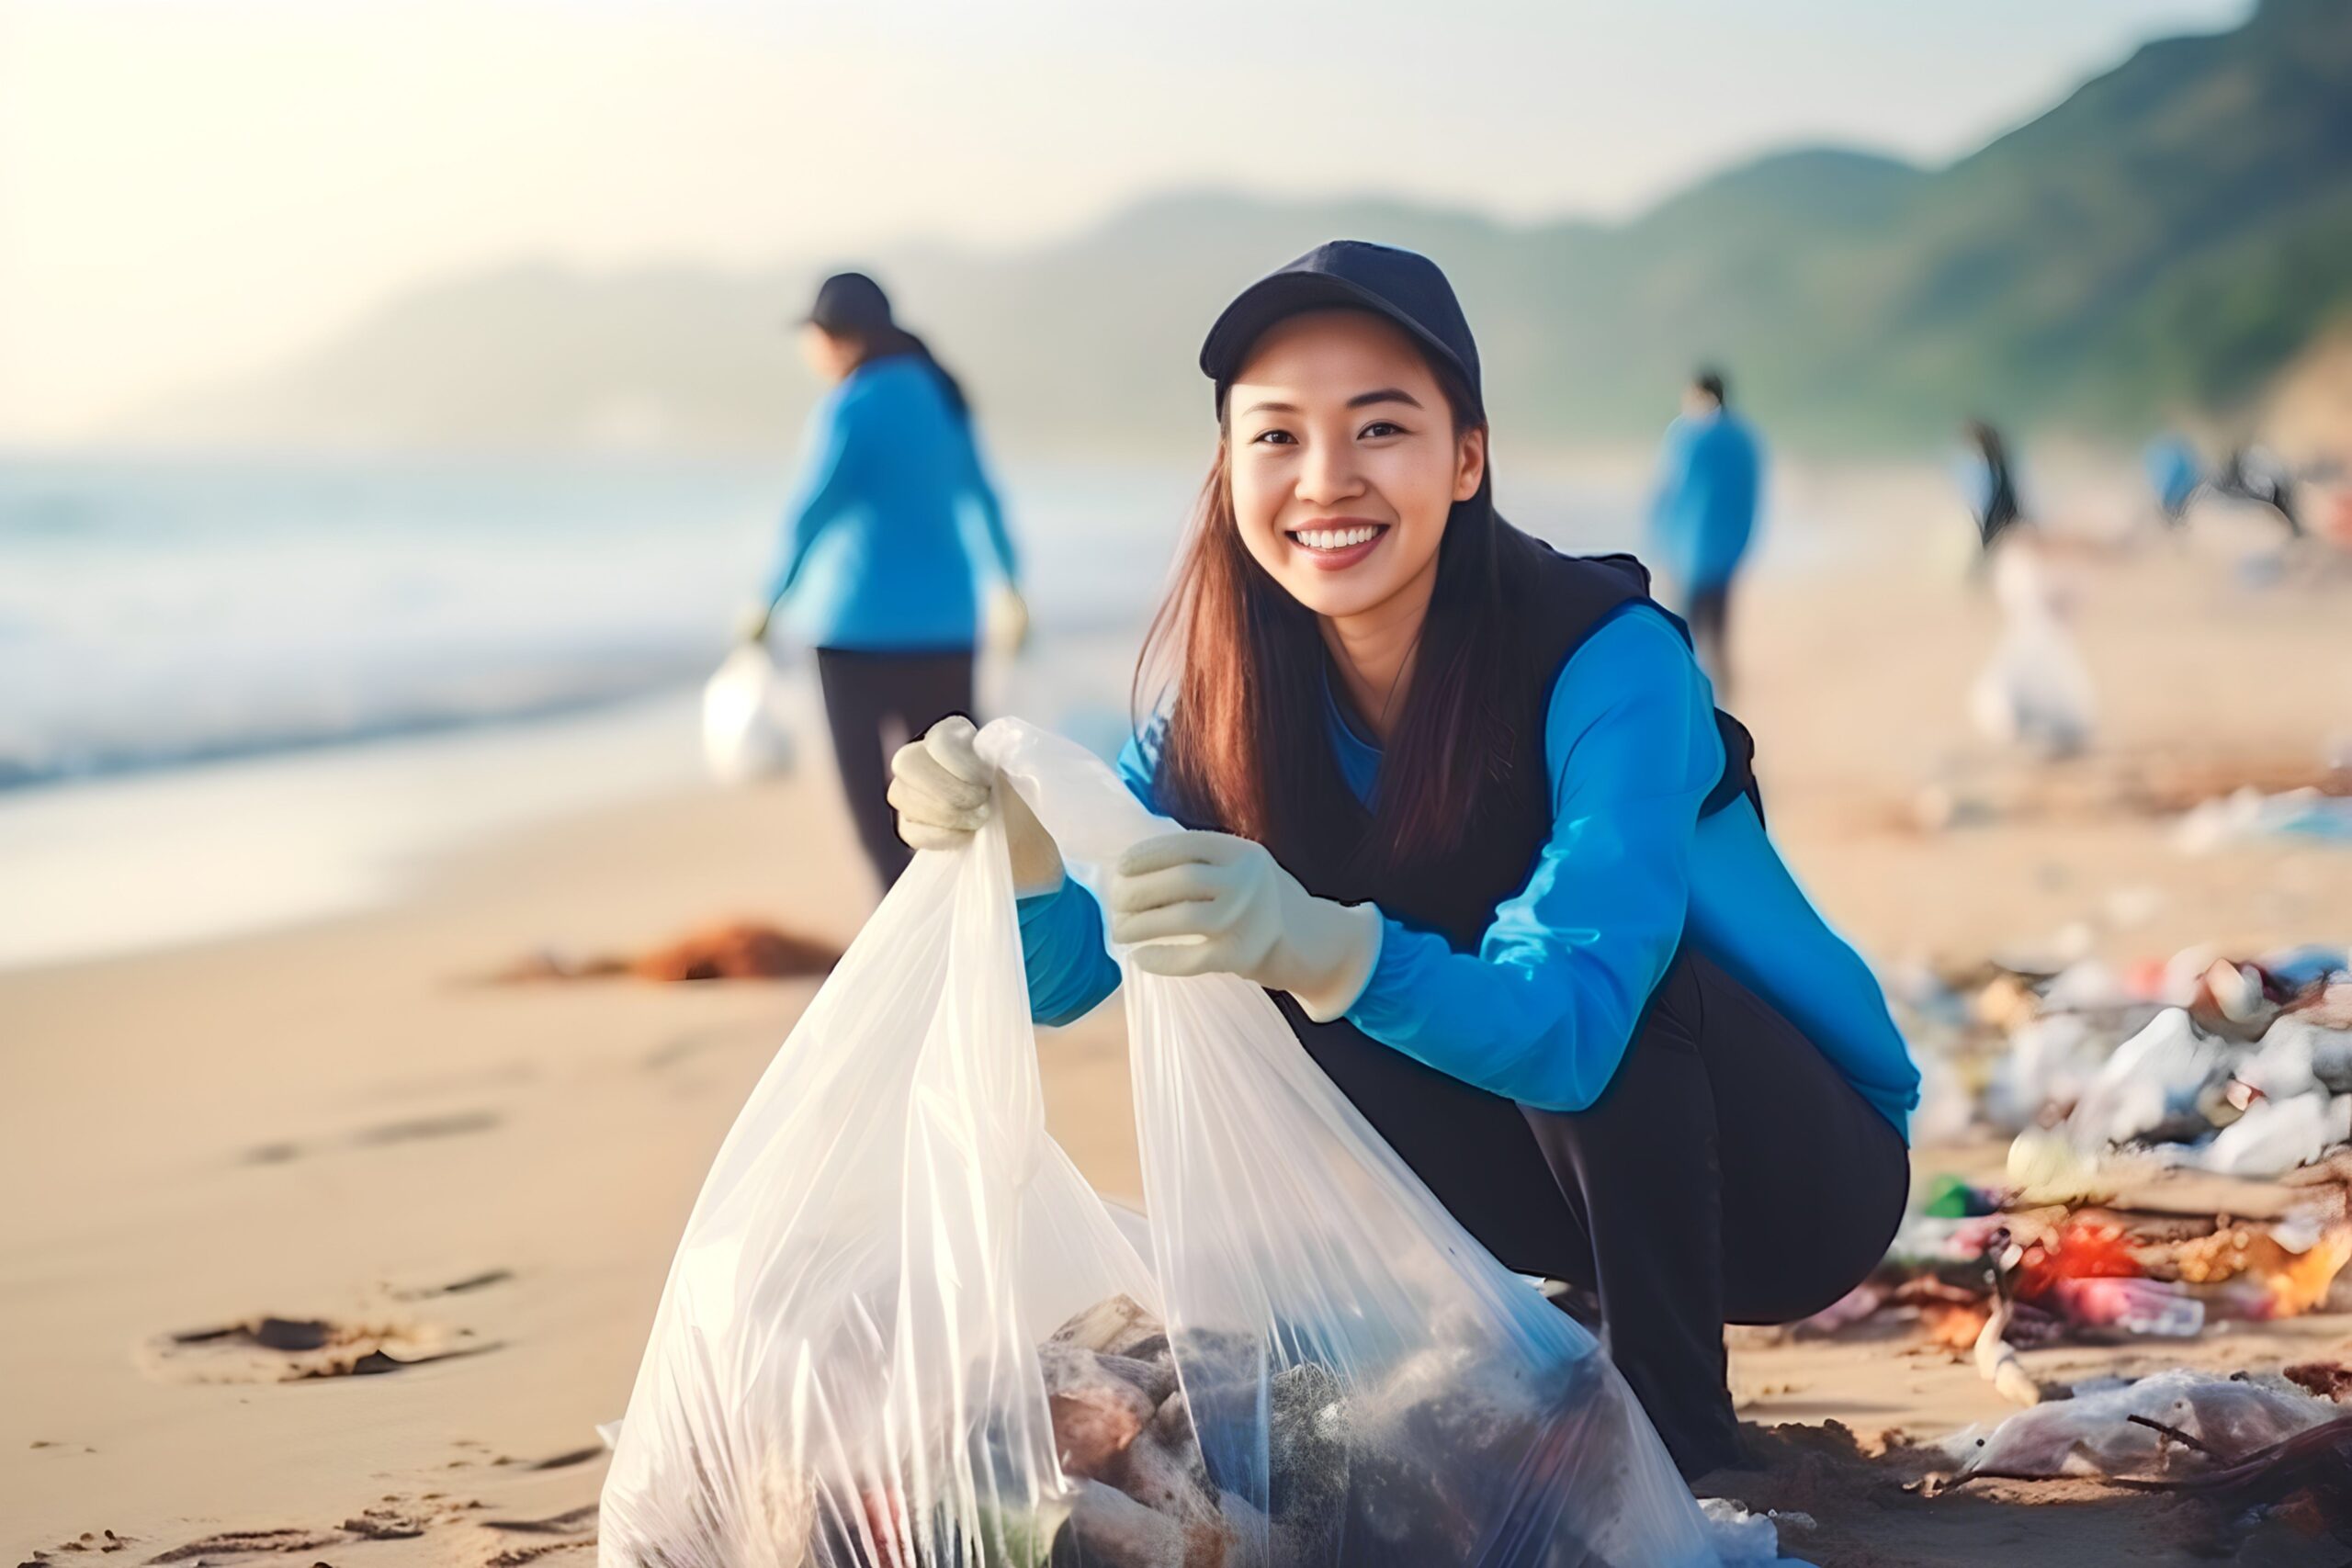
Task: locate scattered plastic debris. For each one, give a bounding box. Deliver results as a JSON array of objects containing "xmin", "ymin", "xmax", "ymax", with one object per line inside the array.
[
  {"xmin": 1796, "ymin": 936, "xmax": 2352, "ymax": 1400},
  {"xmin": 1946, "ymin": 1369, "xmax": 2339, "ymax": 1482},
  {"xmin": 2176, "ymin": 787, "xmax": 2352, "ymax": 853}
]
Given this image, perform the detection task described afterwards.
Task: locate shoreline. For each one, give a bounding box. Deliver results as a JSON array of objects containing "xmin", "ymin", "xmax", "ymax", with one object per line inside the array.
[{"xmin": 4, "ymin": 504, "xmax": 2348, "ymax": 1563}]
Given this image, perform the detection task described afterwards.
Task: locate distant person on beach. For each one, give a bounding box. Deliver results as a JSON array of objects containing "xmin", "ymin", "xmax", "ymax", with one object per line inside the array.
[
  {"xmin": 889, "ymin": 243, "xmax": 1917, "ymax": 1477},
  {"xmin": 2143, "ymin": 433, "xmax": 2202, "ymax": 530},
  {"xmin": 2211, "ymin": 445, "xmax": 2305, "ymax": 540},
  {"xmin": 744, "ymin": 271, "xmax": 1024, "ymax": 891},
  {"xmin": 1957, "ymin": 419, "xmax": 2023, "ymax": 563},
  {"xmin": 1647, "ymin": 368, "xmax": 1762, "ymax": 695}
]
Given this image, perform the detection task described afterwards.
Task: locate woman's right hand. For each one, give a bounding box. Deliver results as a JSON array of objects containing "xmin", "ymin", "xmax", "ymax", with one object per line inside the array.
[{"xmin": 888, "ymin": 716, "xmax": 1066, "ymax": 895}]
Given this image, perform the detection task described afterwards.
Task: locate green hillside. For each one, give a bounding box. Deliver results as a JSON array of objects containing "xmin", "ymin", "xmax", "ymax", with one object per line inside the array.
[{"xmin": 134, "ymin": 0, "xmax": 2352, "ymax": 456}]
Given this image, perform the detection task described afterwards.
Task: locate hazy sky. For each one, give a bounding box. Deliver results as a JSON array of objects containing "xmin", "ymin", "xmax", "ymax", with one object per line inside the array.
[{"xmin": 0, "ymin": 0, "xmax": 2251, "ymax": 442}]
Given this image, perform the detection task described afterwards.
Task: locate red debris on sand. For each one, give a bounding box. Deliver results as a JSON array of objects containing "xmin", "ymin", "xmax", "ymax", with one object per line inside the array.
[
  {"xmin": 2011, "ymin": 1218, "xmax": 2142, "ymax": 1303},
  {"xmin": 494, "ymin": 920, "xmax": 840, "ymax": 984},
  {"xmin": 626, "ymin": 921, "xmax": 841, "ymax": 982}
]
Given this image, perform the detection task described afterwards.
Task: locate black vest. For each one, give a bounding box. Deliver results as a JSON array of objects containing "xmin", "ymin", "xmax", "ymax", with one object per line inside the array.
[
  {"xmin": 1281, "ymin": 524, "xmax": 1758, "ymax": 953},
  {"xmin": 1216, "ymin": 525, "xmax": 1761, "ymax": 1273}
]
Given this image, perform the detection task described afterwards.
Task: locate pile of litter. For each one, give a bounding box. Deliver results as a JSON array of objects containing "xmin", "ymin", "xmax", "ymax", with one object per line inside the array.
[
  {"xmin": 1768, "ymin": 935, "xmax": 2352, "ymax": 1544},
  {"xmin": 1856, "ymin": 940, "xmax": 2352, "ymax": 1356},
  {"xmin": 1894, "ymin": 939, "xmax": 2352, "ymax": 1170},
  {"xmin": 1799, "ymin": 1198, "xmax": 2352, "ymax": 1408}
]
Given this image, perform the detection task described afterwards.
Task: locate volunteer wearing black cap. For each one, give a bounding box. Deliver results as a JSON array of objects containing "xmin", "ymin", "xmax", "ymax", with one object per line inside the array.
[
  {"xmin": 890, "ymin": 243, "xmax": 1917, "ymax": 1476},
  {"xmin": 746, "ymin": 271, "xmax": 1024, "ymax": 890}
]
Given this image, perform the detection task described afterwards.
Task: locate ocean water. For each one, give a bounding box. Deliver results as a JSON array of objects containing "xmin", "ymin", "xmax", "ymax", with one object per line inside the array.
[
  {"xmin": 0, "ymin": 450, "xmax": 1666, "ymax": 967},
  {"xmin": 0, "ymin": 452, "xmax": 1660, "ymax": 791}
]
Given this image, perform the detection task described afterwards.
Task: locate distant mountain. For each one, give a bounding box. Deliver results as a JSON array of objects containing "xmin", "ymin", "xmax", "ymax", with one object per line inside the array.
[{"xmin": 126, "ymin": 0, "xmax": 2352, "ymax": 456}]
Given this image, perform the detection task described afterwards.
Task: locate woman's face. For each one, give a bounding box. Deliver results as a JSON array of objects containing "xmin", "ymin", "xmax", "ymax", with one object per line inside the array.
[
  {"xmin": 799, "ymin": 322, "xmax": 859, "ymax": 383},
  {"xmin": 1225, "ymin": 310, "xmax": 1486, "ymax": 622}
]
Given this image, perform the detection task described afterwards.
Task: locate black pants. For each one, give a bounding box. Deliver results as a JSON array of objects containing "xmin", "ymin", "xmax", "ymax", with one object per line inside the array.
[
  {"xmin": 1685, "ymin": 581, "xmax": 1734, "ymax": 695},
  {"xmin": 1293, "ymin": 949, "xmax": 1907, "ymax": 1478},
  {"xmin": 814, "ymin": 647, "xmax": 977, "ymax": 891}
]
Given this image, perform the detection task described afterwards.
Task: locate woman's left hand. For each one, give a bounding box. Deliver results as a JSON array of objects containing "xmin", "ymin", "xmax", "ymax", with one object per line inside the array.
[{"xmin": 1105, "ymin": 830, "xmax": 1383, "ymax": 1021}]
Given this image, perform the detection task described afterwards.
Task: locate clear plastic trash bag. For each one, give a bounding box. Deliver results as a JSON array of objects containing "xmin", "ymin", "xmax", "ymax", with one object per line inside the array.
[
  {"xmin": 601, "ymin": 716, "xmax": 1717, "ymax": 1567},
  {"xmin": 702, "ymin": 644, "xmax": 797, "ymax": 785}
]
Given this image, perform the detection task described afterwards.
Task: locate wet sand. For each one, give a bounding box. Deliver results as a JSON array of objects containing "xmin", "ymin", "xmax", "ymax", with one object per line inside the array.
[{"xmin": 5, "ymin": 492, "xmax": 2350, "ymax": 1565}]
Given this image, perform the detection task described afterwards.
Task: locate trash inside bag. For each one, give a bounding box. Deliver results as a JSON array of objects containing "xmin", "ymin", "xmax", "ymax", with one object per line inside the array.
[
  {"xmin": 701, "ymin": 644, "xmax": 797, "ymax": 784},
  {"xmin": 601, "ymin": 717, "xmax": 1717, "ymax": 1566},
  {"xmin": 1695, "ymin": 1498, "xmax": 1789, "ymax": 1565},
  {"xmin": 1945, "ymin": 1368, "xmax": 2337, "ymax": 1481}
]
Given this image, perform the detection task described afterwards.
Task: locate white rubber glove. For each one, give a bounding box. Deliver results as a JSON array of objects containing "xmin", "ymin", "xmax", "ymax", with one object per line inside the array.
[
  {"xmin": 887, "ymin": 716, "xmax": 1065, "ymax": 896},
  {"xmin": 1105, "ymin": 830, "xmax": 1383, "ymax": 1022}
]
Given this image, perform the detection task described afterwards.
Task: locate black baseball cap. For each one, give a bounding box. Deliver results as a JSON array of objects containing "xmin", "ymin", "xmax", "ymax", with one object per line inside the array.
[
  {"xmin": 805, "ymin": 271, "xmax": 894, "ymax": 336},
  {"xmin": 1200, "ymin": 240, "xmax": 1483, "ymax": 418}
]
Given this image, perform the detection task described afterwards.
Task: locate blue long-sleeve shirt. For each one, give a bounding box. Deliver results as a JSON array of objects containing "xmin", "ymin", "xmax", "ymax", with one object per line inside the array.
[
  {"xmin": 763, "ymin": 355, "xmax": 1018, "ymax": 651},
  {"xmin": 1649, "ymin": 412, "xmax": 1763, "ymax": 592},
  {"xmin": 1014, "ymin": 606, "xmax": 1919, "ymax": 1136}
]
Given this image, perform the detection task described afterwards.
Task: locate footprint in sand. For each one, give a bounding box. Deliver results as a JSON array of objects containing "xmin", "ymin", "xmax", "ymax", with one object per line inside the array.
[
  {"xmin": 393, "ymin": 1269, "xmax": 515, "ymax": 1301},
  {"xmin": 140, "ymin": 1313, "xmax": 499, "ymax": 1384},
  {"xmin": 23, "ymin": 1529, "xmax": 134, "ymax": 1562},
  {"xmin": 476, "ymin": 1506, "xmax": 597, "ymax": 1568},
  {"xmin": 243, "ymin": 1110, "xmax": 503, "ymax": 1167},
  {"xmin": 141, "ymin": 1501, "xmax": 447, "ymax": 1563},
  {"xmin": 514, "ymin": 1447, "xmax": 604, "ymax": 1472}
]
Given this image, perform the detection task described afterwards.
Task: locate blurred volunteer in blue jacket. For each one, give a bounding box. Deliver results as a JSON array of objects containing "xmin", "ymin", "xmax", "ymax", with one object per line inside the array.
[
  {"xmin": 1648, "ymin": 368, "xmax": 1762, "ymax": 695},
  {"xmin": 888, "ymin": 243, "xmax": 1917, "ymax": 1477},
  {"xmin": 748, "ymin": 271, "xmax": 1023, "ymax": 890},
  {"xmin": 2143, "ymin": 433, "xmax": 2202, "ymax": 529}
]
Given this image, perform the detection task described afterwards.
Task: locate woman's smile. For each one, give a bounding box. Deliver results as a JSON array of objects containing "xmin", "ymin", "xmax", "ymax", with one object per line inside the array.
[{"xmin": 1287, "ymin": 517, "xmax": 1391, "ymax": 570}]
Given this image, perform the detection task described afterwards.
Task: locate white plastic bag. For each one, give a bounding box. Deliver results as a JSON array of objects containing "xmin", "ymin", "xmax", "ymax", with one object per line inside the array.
[
  {"xmin": 2062, "ymin": 1008, "xmax": 2222, "ymax": 1150},
  {"xmin": 702, "ymin": 644, "xmax": 797, "ymax": 784},
  {"xmin": 600, "ymin": 791, "xmax": 1156, "ymax": 1564},
  {"xmin": 1947, "ymin": 1368, "xmax": 2335, "ymax": 1480},
  {"xmin": 1969, "ymin": 536, "xmax": 2093, "ymax": 758},
  {"xmin": 603, "ymin": 716, "xmax": 1716, "ymax": 1566},
  {"xmin": 987, "ymin": 719, "xmax": 1714, "ymax": 1566},
  {"xmin": 2158, "ymin": 1090, "xmax": 2352, "ymax": 1179}
]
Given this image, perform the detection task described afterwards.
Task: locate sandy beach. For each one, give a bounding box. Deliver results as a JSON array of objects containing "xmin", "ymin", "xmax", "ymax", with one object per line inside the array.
[{"xmin": 6, "ymin": 491, "xmax": 2350, "ymax": 1566}]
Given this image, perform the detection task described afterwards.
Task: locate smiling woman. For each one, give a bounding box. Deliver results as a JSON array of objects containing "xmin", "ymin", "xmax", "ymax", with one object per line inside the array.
[
  {"xmin": 1227, "ymin": 317, "xmax": 1484, "ymax": 711},
  {"xmin": 888, "ymin": 240, "xmax": 1922, "ymax": 1479},
  {"xmin": 1148, "ymin": 252, "xmax": 1512, "ymax": 864}
]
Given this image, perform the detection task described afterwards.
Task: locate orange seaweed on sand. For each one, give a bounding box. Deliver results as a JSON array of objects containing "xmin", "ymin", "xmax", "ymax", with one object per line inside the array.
[{"xmin": 492, "ymin": 919, "xmax": 841, "ymax": 983}]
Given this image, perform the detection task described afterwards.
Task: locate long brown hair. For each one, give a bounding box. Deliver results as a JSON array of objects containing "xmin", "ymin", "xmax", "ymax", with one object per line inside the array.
[{"xmin": 1134, "ymin": 363, "xmax": 1529, "ymax": 882}]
